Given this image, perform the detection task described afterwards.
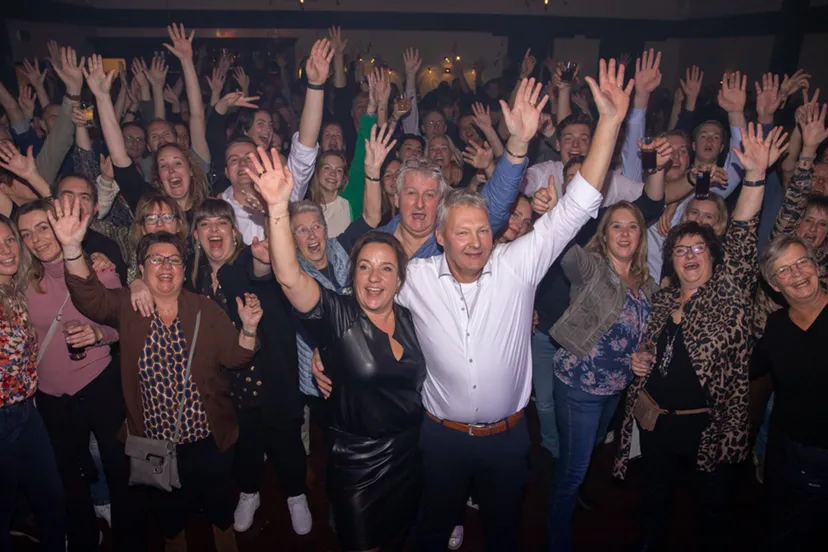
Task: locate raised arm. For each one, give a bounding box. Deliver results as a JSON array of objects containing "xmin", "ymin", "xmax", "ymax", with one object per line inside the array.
[
  {"xmin": 146, "ymin": 56, "xmax": 169, "ymax": 121},
  {"xmin": 84, "ymin": 54, "xmax": 130, "ymax": 168},
  {"xmin": 0, "ymin": 81, "xmax": 25, "ymax": 126},
  {"xmin": 471, "ymin": 102, "xmax": 504, "ymax": 158},
  {"xmin": 329, "ymin": 26, "xmax": 348, "ymax": 89},
  {"xmin": 247, "ymin": 146, "xmax": 320, "ymax": 313},
  {"xmin": 362, "ymin": 123, "xmax": 397, "ymax": 227},
  {"xmin": 624, "ymin": 49, "xmax": 662, "ymax": 182},
  {"xmin": 0, "ymin": 143, "xmax": 51, "ymax": 198},
  {"xmin": 401, "ymin": 48, "xmax": 422, "ymax": 136},
  {"xmin": 20, "ymin": 58, "xmax": 50, "ymax": 110},
  {"xmin": 731, "ymin": 124, "xmax": 788, "ymax": 222},
  {"xmin": 300, "ymin": 38, "xmax": 334, "ymax": 149},
  {"xmin": 163, "ymin": 23, "xmax": 210, "ymax": 164}
]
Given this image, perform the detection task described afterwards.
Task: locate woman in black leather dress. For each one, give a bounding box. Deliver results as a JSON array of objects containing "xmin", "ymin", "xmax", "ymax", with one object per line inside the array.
[{"xmin": 252, "ymin": 145, "xmax": 426, "ymax": 552}]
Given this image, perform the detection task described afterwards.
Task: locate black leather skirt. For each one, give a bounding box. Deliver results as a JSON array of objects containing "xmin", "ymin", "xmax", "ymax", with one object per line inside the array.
[{"xmin": 326, "ymin": 425, "xmax": 421, "ymax": 550}]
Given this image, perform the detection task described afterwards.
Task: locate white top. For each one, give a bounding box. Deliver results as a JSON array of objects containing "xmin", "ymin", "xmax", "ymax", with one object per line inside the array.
[
  {"xmin": 397, "ymin": 172, "xmax": 603, "ymax": 424},
  {"xmin": 522, "ymin": 161, "xmax": 642, "ymax": 208},
  {"xmin": 221, "ymin": 131, "xmax": 319, "ymax": 245},
  {"xmin": 321, "ymin": 195, "xmax": 352, "ymax": 238}
]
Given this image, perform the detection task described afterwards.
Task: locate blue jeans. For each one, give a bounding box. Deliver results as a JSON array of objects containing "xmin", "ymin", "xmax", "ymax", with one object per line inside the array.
[
  {"xmin": 532, "ymin": 331, "xmax": 559, "ymax": 457},
  {"xmin": 547, "ymin": 381, "xmax": 620, "ymax": 552},
  {"xmin": 0, "ymin": 397, "xmax": 65, "ymax": 552}
]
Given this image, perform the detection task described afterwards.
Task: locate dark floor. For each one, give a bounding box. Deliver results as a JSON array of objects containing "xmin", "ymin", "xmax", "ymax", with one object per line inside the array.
[{"xmin": 14, "ymin": 405, "xmax": 771, "ymax": 551}]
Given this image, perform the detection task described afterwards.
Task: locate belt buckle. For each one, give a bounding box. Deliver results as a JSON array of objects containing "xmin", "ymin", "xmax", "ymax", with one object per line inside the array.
[{"xmin": 468, "ymin": 423, "xmax": 487, "ymax": 436}]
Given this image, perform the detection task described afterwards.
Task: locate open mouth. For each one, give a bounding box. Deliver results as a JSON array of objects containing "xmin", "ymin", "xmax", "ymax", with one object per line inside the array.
[
  {"xmin": 792, "ymin": 278, "xmax": 810, "ymax": 289},
  {"xmin": 157, "ymin": 273, "xmax": 174, "ymax": 282},
  {"xmin": 617, "ymin": 241, "xmax": 631, "ymax": 248},
  {"xmin": 364, "ymin": 286, "xmax": 384, "ymax": 297},
  {"xmin": 411, "ymin": 213, "xmax": 426, "ymax": 223},
  {"xmin": 306, "ymin": 241, "xmax": 321, "ymax": 254},
  {"xmin": 683, "ymin": 261, "xmax": 700, "ymax": 271},
  {"xmin": 207, "ymin": 236, "xmax": 224, "ymax": 251},
  {"xmin": 0, "ymin": 256, "xmax": 17, "ymax": 267},
  {"xmin": 803, "ymin": 234, "xmax": 817, "ymax": 244}
]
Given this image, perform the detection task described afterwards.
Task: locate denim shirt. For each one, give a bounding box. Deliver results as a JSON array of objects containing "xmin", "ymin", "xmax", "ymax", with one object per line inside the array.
[{"xmin": 553, "ymin": 289, "xmax": 650, "ymax": 396}]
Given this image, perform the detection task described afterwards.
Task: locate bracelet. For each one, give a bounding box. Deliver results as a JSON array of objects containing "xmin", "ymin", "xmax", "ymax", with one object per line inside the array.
[
  {"xmin": 241, "ymin": 328, "xmax": 257, "ymax": 338},
  {"xmin": 799, "ymin": 154, "xmax": 816, "ymax": 161},
  {"xmin": 64, "ymin": 252, "xmax": 83, "ymax": 262},
  {"xmin": 306, "ymin": 82, "xmax": 325, "ymax": 91},
  {"xmin": 743, "ymin": 179, "xmax": 766, "ymax": 188},
  {"xmin": 504, "ymin": 146, "xmax": 527, "ymax": 159},
  {"xmin": 64, "ymin": 91, "xmax": 81, "ymax": 102},
  {"xmin": 365, "ymin": 175, "xmax": 380, "ymax": 182}
]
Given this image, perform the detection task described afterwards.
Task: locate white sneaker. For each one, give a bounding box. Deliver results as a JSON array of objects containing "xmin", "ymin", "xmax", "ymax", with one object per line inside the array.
[
  {"xmin": 94, "ymin": 503, "xmax": 112, "ymax": 528},
  {"xmin": 233, "ymin": 492, "xmax": 260, "ymax": 532},
  {"xmin": 448, "ymin": 525, "xmax": 464, "ymax": 550},
  {"xmin": 287, "ymin": 494, "xmax": 312, "ymax": 535}
]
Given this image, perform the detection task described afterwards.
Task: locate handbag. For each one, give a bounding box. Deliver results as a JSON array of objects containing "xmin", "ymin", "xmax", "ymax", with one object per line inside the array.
[
  {"xmin": 124, "ymin": 311, "xmax": 201, "ymax": 492},
  {"xmin": 633, "ymin": 389, "xmax": 711, "ymax": 432},
  {"xmin": 36, "ymin": 292, "xmax": 71, "ymax": 365}
]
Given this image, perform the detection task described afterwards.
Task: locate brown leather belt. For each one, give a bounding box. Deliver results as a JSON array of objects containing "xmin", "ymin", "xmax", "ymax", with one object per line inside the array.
[{"xmin": 426, "ymin": 410, "xmax": 523, "ymax": 437}]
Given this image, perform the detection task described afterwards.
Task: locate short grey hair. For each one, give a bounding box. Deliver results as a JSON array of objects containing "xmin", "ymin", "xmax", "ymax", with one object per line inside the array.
[
  {"xmin": 759, "ymin": 234, "xmax": 818, "ymax": 283},
  {"xmin": 395, "ymin": 158, "xmax": 449, "ymax": 198},
  {"xmin": 437, "ymin": 189, "xmax": 489, "ymax": 229},
  {"xmin": 288, "ymin": 200, "xmax": 326, "ymax": 231}
]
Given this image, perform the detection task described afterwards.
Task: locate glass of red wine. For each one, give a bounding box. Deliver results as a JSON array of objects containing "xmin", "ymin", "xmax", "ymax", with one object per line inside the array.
[
  {"xmin": 640, "ymin": 136, "xmax": 657, "ymax": 175},
  {"xmin": 695, "ymin": 168, "xmax": 711, "ymax": 200},
  {"xmin": 561, "ymin": 61, "xmax": 579, "ymax": 84},
  {"xmin": 63, "ymin": 320, "xmax": 87, "ymax": 361}
]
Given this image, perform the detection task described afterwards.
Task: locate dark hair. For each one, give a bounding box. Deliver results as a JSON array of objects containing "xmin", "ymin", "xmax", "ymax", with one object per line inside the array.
[
  {"xmin": 421, "ymin": 108, "xmax": 446, "ymax": 124},
  {"xmin": 557, "ymin": 113, "xmax": 595, "ymax": 140},
  {"xmin": 806, "ymin": 194, "xmax": 828, "ymax": 216},
  {"xmin": 54, "ymin": 174, "xmax": 99, "ymax": 207},
  {"xmin": 136, "ymin": 232, "xmax": 186, "ymax": 266},
  {"xmin": 120, "ymin": 121, "xmax": 145, "ymax": 133},
  {"xmin": 563, "ymin": 154, "xmax": 586, "ymax": 178},
  {"xmin": 224, "ymin": 136, "xmax": 258, "ymax": 161},
  {"xmin": 662, "ymin": 129, "xmax": 691, "ymax": 149},
  {"xmin": 236, "ymin": 108, "xmax": 270, "ymax": 135},
  {"xmin": 399, "ymin": 134, "xmax": 425, "ymax": 152},
  {"xmin": 663, "ymin": 221, "xmax": 723, "ymax": 287},
  {"xmin": 347, "ymin": 231, "xmax": 409, "ymax": 290}
]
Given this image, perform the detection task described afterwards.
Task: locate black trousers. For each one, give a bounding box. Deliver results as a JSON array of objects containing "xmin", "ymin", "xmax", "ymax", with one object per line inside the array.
[
  {"xmin": 638, "ymin": 417, "xmax": 732, "ymax": 552},
  {"xmin": 36, "ymin": 363, "xmax": 139, "ymax": 552},
  {"xmin": 233, "ymin": 407, "xmax": 307, "ymax": 498},
  {"xmin": 415, "ymin": 414, "xmax": 530, "ymax": 552},
  {"xmin": 766, "ymin": 433, "xmax": 828, "ymax": 551}
]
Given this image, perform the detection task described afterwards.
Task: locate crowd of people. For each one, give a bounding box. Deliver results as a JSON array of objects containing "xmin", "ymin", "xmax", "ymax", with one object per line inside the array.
[{"xmin": 0, "ymin": 20, "xmax": 826, "ymax": 552}]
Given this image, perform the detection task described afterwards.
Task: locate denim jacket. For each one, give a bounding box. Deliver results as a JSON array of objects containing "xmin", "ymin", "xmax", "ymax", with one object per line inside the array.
[{"xmin": 551, "ymin": 245, "xmax": 658, "ymax": 358}]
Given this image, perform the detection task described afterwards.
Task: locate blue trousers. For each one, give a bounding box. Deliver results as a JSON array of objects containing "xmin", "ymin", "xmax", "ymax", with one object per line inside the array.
[
  {"xmin": 547, "ymin": 381, "xmax": 620, "ymax": 552},
  {"xmin": 0, "ymin": 397, "xmax": 65, "ymax": 552},
  {"xmin": 532, "ymin": 331, "xmax": 560, "ymax": 456}
]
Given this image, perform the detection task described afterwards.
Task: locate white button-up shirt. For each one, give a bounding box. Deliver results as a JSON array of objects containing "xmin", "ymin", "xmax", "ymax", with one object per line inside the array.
[
  {"xmin": 222, "ymin": 131, "xmax": 319, "ymax": 245},
  {"xmin": 522, "ymin": 162, "xmax": 642, "ymax": 208},
  {"xmin": 397, "ymin": 172, "xmax": 603, "ymax": 424}
]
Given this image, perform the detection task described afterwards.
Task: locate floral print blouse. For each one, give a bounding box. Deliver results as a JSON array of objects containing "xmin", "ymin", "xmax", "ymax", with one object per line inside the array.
[
  {"xmin": 553, "ymin": 288, "xmax": 650, "ymax": 396},
  {"xmin": 0, "ymin": 300, "xmax": 38, "ymax": 407}
]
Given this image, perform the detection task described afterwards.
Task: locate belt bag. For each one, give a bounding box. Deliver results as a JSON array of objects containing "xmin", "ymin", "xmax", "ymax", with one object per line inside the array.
[
  {"xmin": 125, "ymin": 311, "xmax": 201, "ymax": 492},
  {"xmin": 633, "ymin": 389, "xmax": 709, "ymax": 432}
]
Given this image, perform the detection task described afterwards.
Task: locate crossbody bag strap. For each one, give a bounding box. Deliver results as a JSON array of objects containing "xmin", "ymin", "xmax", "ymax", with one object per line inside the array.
[
  {"xmin": 36, "ymin": 292, "xmax": 72, "ymax": 365},
  {"xmin": 172, "ymin": 310, "xmax": 201, "ymax": 444}
]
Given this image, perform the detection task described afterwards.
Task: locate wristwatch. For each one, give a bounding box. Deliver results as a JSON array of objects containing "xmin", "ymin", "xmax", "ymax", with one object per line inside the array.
[
  {"xmin": 64, "ymin": 91, "xmax": 81, "ymax": 102},
  {"xmin": 743, "ymin": 179, "xmax": 766, "ymax": 187}
]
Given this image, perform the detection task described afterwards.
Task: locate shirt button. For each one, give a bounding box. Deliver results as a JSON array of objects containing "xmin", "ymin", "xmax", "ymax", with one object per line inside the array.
[
  {"xmin": 466, "ymin": 332, "xmax": 470, "ymax": 337},
  {"xmin": 475, "ymin": 408, "xmax": 479, "ymax": 412},
  {"xmin": 461, "ymin": 307, "xmax": 465, "ymax": 311},
  {"xmin": 469, "ymin": 359, "xmax": 473, "ymax": 363},
  {"xmin": 473, "ymin": 385, "xmax": 477, "ymax": 389}
]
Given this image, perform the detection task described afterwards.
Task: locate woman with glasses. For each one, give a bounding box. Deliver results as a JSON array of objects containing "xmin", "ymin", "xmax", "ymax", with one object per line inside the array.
[
  {"xmin": 752, "ymin": 235, "xmax": 828, "ymax": 550},
  {"xmin": 614, "ymin": 125, "xmax": 789, "ymax": 551},
  {"xmin": 52, "ymin": 193, "xmax": 262, "ymax": 552}
]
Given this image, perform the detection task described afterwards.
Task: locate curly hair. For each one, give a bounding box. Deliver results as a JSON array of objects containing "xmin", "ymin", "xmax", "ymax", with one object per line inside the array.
[
  {"xmin": 663, "ymin": 221, "xmax": 724, "ymax": 287},
  {"xmin": 0, "ymin": 215, "xmax": 36, "ymax": 313}
]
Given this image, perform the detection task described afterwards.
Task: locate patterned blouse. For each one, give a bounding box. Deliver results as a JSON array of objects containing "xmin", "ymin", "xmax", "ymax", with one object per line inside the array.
[
  {"xmin": 0, "ymin": 300, "xmax": 38, "ymax": 407},
  {"xmin": 138, "ymin": 314, "xmax": 211, "ymax": 443},
  {"xmin": 553, "ymin": 288, "xmax": 651, "ymax": 396}
]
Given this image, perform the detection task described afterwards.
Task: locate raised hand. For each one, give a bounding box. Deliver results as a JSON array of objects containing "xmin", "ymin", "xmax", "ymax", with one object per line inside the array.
[
  {"xmin": 233, "ymin": 66, "xmax": 249, "ymax": 93},
  {"xmin": 571, "ymin": 90, "xmax": 592, "ymax": 116},
  {"xmin": 131, "ymin": 58, "xmax": 150, "ymax": 90},
  {"xmin": 162, "ymin": 85, "xmax": 180, "ymax": 107},
  {"xmin": 519, "ymin": 48, "xmax": 536, "ymax": 80},
  {"xmin": 46, "ymin": 40, "xmax": 62, "ymax": 71},
  {"xmin": 305, "ymin": 38, "xmax": 334, "ymax": 87},
  {"xmin": 755, "ymin": 73, "xmax": 783, "ymax": 124},
  {"xmin": 634, "ymin": 48, "xmax": 663, "ymax": 105},
  {"xmin": 718, "ymin": 71, "xmax": 747, "ymax": 114},
  {"xmin": 657, "ymin": 203, "xmax": 677, "ymax": 237},
  {"xmin": 767, "ymin": 126, "xmax": 790, "ymax": 168},
  {"xmin": 732, "ymin": 123, "xmax": 774, "ymax": 177},
  {"xmin": 163, "ymin": 22, "xmax": 194, "ymax": 61},
  {"xmin": 47, "ymin": 194, "xmax": 91, "ymax": 252},
  {"xmin": 640, "ymin": 136, "xmax": 675, "ymax": 171},
  {"xmin": 403, "ymin": 48, "xmax": 422, "ymax": 77},
  {"xmin": 531, "ymin": 175, "xmax": 558, "ymax": 215},
  {"xmin": 251, "ymin": 236, "xmax": 270, "ymax": 266},
  {"xmin": 538, "ymin": 112, "xmax": 556, "ymax": 138},
  {"xmin": 22, "ymin": 58, "xmax": 48, "ymax": 88},
  {"xmin": 82, "ymin": 54, "xmax": 115, "ymax": 98},
  {"xmin": 618, "ymin": 52, "xmax": 632, "ymax": 68},
  {"xmin": 799, "ymin": 101, "xmax": 828, "ymax": 149},
  {"xmin": 17, "ymin": 86, "xmax": 35, "ymax": 120},
  {"xmin": 679, "ymin": 65, "xmax": 703, "ymax": 108},
  {"xmin": 462, "ymin": 141, "xmax": 494, "ymax": 170},
  {"xmin": 214, "ymin": 91, "xmax": 259, "ymax": 115},
  {"xmin": 500, "ymin": 78, "xmax": 549, "ymax": 142},
  {"xmin": 147, "ymin": 56, "xmax": 168, "ymax": 89},
  {"xmin": 237, "ymin": 293, "xmax": 263, "ymax": 330},
  {"xmin": 584, "ymin": 58, "xmax": 634, "ymax": 126},
  {"xmin": 245, "ymin": 146, "xmax": 295, "ymax": 207},
  {"xmin": 364, "ymin": 123, "xmax": 397, "ymax": 176},
  {"xmin": 70, "ymin": 106, "xmax": 89, "ymax": 128},
  {"xmin": 328, "ymin": 26, "xmax": 348, "ymax": 56},
  {"xmin": 206, "ymin": 66, "xmax": 226, "ymax": 100},
  {"xmin": 0, "ymin": 143, "xmax": 38, "ymax": 181},
  {"xmin": 471, "ymin": 102, "xmax": 494, "ymax": 133},
  {"xmin": 54, "ymin": 46, "xmax": 85, "ymax": 95},
  {"xmin": 780, "ymin": 69, "xmax": 810, "ymax": 99}
]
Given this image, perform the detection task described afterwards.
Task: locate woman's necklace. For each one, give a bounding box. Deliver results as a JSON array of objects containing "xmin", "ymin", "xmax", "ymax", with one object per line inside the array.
[{"xmin": 656, "ymin": 321, "xmax": 682, "ymax": 377}]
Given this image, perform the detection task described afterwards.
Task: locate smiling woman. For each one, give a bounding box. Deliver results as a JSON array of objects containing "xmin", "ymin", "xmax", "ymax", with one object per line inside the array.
[
  {"xmin": 310, "ymin": 151, "xmax": 351, "ymax": 237},
  {"xmin": 150, "ymin": 143, "xmax": 211, "ymax": 222}
]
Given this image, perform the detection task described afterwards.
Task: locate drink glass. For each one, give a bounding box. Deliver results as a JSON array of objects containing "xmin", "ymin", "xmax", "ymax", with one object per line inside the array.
[
  {"xmin": 63, "ymin": 320, "xmax": 87, "ymax": 361},
  {"xmin": 695, "ymin": 167, "xmax": 711, "ymax": 200},
  {"xmin": 640, "ymin": 136, "xmax": 657, "ymax": 174},
  {"xmin": 561, "ymin": 61, "xmax": 578, "ymax": 83}
]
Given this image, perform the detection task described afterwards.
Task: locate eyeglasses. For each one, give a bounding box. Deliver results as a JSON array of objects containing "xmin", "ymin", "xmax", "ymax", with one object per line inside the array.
[
  {"xmin": 124, "ymin": 136, "xmax": 145, "ymax": 144},
  {"xmin": 774, "ymin": 256, "xmax": 815, "ymax": 281},
  {"xmin": 294, "ymin": 223, "xmax": 325, "ymax": 239},
  {"xmin": 673, "ymin": 243, "xmax": 707, "ymax": 257},
  {"xmin": 425, "ymin": 120, "xmax": 446, "ymax": 128},
  {"xmin": 143, "ymin": 214, "xmax": 178, "ymax": 226},
  {"xmin": 145, "ymin": 254, "xmax": 184, "ymax": 267}
]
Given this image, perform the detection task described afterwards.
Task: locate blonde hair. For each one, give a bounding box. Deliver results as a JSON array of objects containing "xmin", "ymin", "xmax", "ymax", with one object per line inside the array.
[
  {"xmin": 682, "ymin": 195, "xmax": 728, "ymax": 237},
  {"xmin": 14, "ymin": 199, "xmax": 54, "ymax": 294},
  {"xmin": 585, "ymin": 201, "xmax": 650, "ymax": 287},
  {"xmin": 310, "ymin": 151, "xmax": 349, "ymax": 205},
  {"xmin": 0, "ymin": 215, "xmax": 36, "ymax": 313},
  {"xmin": 151, "ymin": 143, "xmax": 210, "ymax": 212}
]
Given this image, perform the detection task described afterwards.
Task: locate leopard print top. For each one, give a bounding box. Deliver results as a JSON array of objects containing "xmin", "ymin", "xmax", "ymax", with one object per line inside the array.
[{"xmin": 614, "ymin": 216, "xmax": 759, "ymax": 478}]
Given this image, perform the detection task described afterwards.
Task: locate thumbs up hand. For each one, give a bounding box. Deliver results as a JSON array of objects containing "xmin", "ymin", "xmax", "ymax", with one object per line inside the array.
[{"xmin": 531, "ymin": 175, "xmax": 559, "ymax": 215}]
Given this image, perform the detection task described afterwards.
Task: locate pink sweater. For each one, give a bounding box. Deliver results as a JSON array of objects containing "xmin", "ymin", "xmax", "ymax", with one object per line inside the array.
[{"xmin": 25, "ymin": 260, "xmax": 120, "ymax": 396}]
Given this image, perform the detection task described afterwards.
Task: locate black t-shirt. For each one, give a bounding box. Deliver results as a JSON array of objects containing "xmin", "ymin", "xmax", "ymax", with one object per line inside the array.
[{"xmin": 751, "ymin": 303, "xmax": 828, "ymax": 450}]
